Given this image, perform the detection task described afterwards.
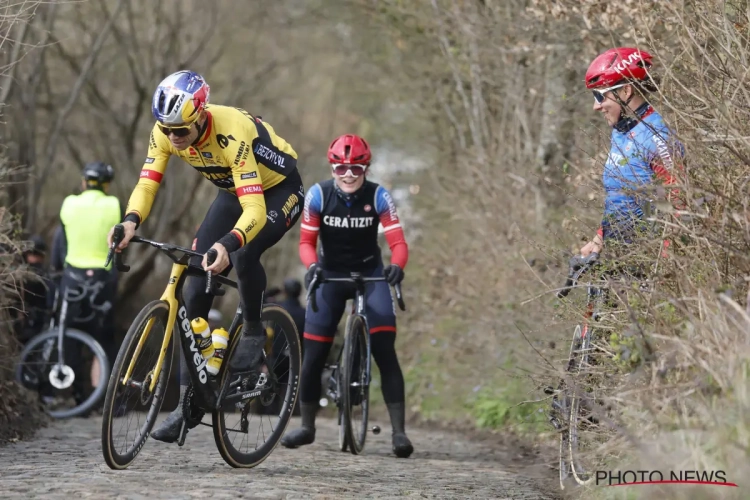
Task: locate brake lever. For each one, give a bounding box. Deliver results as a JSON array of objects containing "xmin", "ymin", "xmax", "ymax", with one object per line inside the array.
[
  {"xmin": 105, "ymin": 224, "xmax": 131, "ymax": 272},
  {"xmin": 307, "ymin": 275, "xmax": 320, "ymax": 313},
  {"xmin": 204, "ymin": 249, "xmax": 225, "ymax": 296},
  {"xmin": 557, "ymin": 252, "xmax": 600, "ymax": 298},
  {"xmin": 104, "ymin": 224, "xmax": 121, "ymax": 268},
  {"xmin": 394, "ymin": 283, "xmax": 406, "ymax": 311}
]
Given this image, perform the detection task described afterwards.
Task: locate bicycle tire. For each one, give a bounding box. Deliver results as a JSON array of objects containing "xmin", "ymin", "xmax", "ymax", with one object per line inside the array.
[
  {"xmin": 337, "ymin": 365, "xmax": 348, "ymax": 452},
  {"xmin": 556, "ymin": 324, "xmax": 581, "ymax": 490},
  {"xmin": 213, "ymin": 305, "xmax": 301, "ymax": 468},
  {"xmin": 101, "ymin": 300, "xmax": 174, "ymax": 470},
  {"xmin": 16, "ymin": 327, "xmax": 110, "ymax": 419},
  {"xmin": 341, "ymin": 313, "xmax": 369, "ymax": 455},
  {"xmin": 567, "ymin": 323, "xmax": 597, "ymax": 486},
  {"xmin": 338, "ymin": 407, "xmax": 348, "ymax": 452}
]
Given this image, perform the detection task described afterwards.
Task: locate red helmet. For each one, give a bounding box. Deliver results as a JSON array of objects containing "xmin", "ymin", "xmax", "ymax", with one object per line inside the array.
[
  {"xmin": 327, "ymin": 134, "xmax": 372, "ymax": 165},
  {"xmin": 585, "ymin": 48, "xmax": 653, "ymax": 89}
]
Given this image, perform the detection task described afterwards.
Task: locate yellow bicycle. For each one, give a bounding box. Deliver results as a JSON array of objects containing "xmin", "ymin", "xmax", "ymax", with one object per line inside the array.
[{"xmin": 100, "ymin": 224, "xmax": 301, "ymax": 469}]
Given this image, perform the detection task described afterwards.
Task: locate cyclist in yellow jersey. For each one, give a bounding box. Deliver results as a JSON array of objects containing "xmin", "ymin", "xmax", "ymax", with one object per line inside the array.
[
  {"xmin": 56, "ymin": 162, "xmax": 121, "ymax": 404},
  {"xmin": 108, "ymin": 70, "xmax": 305, "ymax": 442}
]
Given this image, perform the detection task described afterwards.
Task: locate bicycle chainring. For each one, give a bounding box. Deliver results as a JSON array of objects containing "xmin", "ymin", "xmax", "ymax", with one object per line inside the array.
[{"xmin": 181, "ymin": 385, "xmax": 204, "ymax": 426}]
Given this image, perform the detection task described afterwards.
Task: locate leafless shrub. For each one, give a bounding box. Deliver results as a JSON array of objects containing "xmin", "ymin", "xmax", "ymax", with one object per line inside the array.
[{"xmin": 356, "ymin": 0, "xmax": 750, "ymax": 489}]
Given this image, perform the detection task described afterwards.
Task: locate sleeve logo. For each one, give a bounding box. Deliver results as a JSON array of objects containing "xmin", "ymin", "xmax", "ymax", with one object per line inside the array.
[
  {"xmin": 241, "ymin": 172, "xmax": 257, "ymax": 180},
  {"xmin": 236, "ymin": 184, "xmax": 263, "ymax": 196}
]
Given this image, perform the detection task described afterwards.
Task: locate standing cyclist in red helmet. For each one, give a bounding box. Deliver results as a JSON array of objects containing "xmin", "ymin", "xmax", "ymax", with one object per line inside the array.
[
  {"xmin": 580, "ymin": 47, "xmax": 684, "ymax": 257},
  {"xmin": 280, "ymin": 134, "xmax": 414, "ymax": 458}
]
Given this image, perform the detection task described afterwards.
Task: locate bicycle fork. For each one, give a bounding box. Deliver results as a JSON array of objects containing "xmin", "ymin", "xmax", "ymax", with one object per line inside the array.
[
  {"xmin": 48, "ymin": 299, "xmax": 76, "ymax": 390},
  {"xmin": 548, "ymin": 287, "xmax": 602, "ymax": 431}
]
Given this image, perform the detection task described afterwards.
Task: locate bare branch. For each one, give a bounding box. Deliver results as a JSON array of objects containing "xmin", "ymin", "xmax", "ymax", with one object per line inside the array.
[{"xmin": 27, "ymin": 0, "xmax": 125, "ymax": 230}]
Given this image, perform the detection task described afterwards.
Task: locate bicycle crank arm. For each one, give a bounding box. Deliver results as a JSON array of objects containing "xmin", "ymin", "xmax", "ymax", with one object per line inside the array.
[{"xmin": 176, "ymin": 419, "xmax": 189, "ymax": 447}]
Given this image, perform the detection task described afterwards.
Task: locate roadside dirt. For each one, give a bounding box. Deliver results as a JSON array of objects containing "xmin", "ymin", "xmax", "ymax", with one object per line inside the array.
[{"xmin": 0, "ymin": 380, "xmax": 48, "ymax": 445}]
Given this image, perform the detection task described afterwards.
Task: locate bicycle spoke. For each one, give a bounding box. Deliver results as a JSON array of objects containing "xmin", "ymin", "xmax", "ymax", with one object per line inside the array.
[
  {"xmin": 213, "ymin": 306, "xmax": 300, "ymax": 467},
  {"xmin": 102, "ymin": 301, "xmax": 173, "ymax": 469}
]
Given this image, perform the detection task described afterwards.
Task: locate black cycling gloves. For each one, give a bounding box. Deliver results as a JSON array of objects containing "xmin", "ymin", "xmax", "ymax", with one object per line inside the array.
[
  {"xmin": 306, "ymin": 262, "xmax": 404, "ymax": 288},
  {"xmin": 305, "ymin": 263, "xmax": 323, "ymax": 289},
  {"xmin": 383, "ymin": 264, "xmax": 404, "ymax": 286}
]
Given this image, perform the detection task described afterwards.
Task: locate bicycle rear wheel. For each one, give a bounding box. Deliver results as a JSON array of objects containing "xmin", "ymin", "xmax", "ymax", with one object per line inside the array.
[
  {"xmin": 213, "ymin": 305, "xmax": 301, "ymax": 468},
  {"xmin": 341, "ymin": 314, "xmax": 369, "ymax": 455},
  {"xmin": 16, "ymin": 328, "xmax": 109, "ymax": 419},
  {"xmin": 101, "ymin": 300, "xmax": 174, "ymax": 470}
]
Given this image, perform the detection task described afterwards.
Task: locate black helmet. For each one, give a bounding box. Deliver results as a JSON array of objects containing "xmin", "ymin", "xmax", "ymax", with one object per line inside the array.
[
  {"xmin": 31, "ymin": 234, "xmax": 47, "ymax": 253},
  {"xmin": 22, "ymin": 234, "xmax": 46, "ymax": 256},
  {"xmin": 82, "ymin": 161, "xmax": 114, "ymax": 187},
  {"xmin": 283, "ymin": 278, "xmax": 302, "ymax": 299}
]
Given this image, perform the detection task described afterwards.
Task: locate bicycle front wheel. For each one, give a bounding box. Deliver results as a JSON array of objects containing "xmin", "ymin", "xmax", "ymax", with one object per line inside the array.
[
  {"xmin": 555, "ymin": 324, "xmax": 583, "ymax": 490},
  {"xmin": 16, "ymin": 328, "xmax": 109, "ymax": 419},
  {"xmin": 566, "ymin": 322, "xmax": 600, "ymax": 486},
  {"xmin": 101, "ymin": 300, "xmax": 174, "ymax": 470},
  {"xmin": 213, "ymin": 305, "xmax": 301, "ymax": 468},
  {"xmin": 341, "ymin": 314, "xmax": 370, "ymax": 455}
]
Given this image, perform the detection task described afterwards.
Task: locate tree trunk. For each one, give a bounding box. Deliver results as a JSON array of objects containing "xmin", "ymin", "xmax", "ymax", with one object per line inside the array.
[{"xmin": 536, "ymin": 43, "xmax": 577, "ymax": 218}]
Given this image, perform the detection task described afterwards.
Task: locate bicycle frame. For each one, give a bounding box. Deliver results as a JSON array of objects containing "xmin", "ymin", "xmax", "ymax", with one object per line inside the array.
[
  {"xmin": 558, "ymin": 253, "xmax": 606, "ymax": 349},
  {"xmin": 310, "ymin": 272, "xmax": 405, "ymax": 404},
  {"xmin": 574, "ymin": 280, "xmax": 606, "ymax": 358},
  {"xmin": 339, "ymin": 275, "xmax": 378, "ymax": 396},
  {"xmin": 48, "ymin": 274, "xmax": 108, "ymax": 383},
  {"xmin": 113, "ymin": 237, "xmax": 243, "ymax": 411}
]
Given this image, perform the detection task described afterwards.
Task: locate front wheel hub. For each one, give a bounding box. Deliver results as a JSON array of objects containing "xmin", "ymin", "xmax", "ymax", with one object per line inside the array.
[{"xmin": 49, "ymin": 364, "xmax": 75, "ymax": 389}]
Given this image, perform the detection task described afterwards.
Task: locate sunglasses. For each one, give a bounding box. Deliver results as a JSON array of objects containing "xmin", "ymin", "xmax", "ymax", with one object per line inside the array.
[
  {"xmin": 331, "ymin": 163, "xmax": 368, "ymax": 177},
  {"xmin": 592, "ymin": 83, "xmax": 628, "ymax": 104},
  {"xmin": 159, "ymin": 124, "xmax": 193, "ymax": 137}
]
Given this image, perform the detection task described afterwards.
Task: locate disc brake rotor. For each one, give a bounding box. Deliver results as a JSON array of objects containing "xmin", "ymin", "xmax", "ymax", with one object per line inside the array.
[{"xmin": 139, "ymin": 371, "xmax": 154, "ymax": 405}]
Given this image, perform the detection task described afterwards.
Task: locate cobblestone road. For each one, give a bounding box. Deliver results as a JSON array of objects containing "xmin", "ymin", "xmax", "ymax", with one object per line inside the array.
[{"xmin": 0, "ymin": 414, "xmax": 560, "ymax": 499}]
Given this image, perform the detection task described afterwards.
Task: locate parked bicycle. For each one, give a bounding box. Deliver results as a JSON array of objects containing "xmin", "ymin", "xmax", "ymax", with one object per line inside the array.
[
  {"xmin": 100, "ymin": 225, "xmax": 301, "ymax": 469},
  {"xmin": 15, "ymin": 270, "xmax": 110, "ymax": 419},
  {"xmin": 307, "ymin": 272, "xmax": 405, "ymax": 455}
]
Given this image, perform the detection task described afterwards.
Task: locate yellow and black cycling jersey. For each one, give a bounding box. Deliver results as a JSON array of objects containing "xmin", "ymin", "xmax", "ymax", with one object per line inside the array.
[{"xmin": 125, "ymin": 104, "xmax": 298, "ymax": 246}]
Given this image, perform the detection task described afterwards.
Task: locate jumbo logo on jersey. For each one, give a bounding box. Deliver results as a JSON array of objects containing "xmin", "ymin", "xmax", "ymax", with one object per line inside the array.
[
  {"xmin": 202, "ymin": 171, "xmax": 232, "ymax": 181},
  {"xmin": 323, "ymin": 215, "xmax": 375, "ymax": 228},
  {"xmin": 234, "ymin": 141, "xmax": 250, "ymax": 166},
  {"xmin": 282, "ymin": 193, "xmax": 299, "ymax": 218}
]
